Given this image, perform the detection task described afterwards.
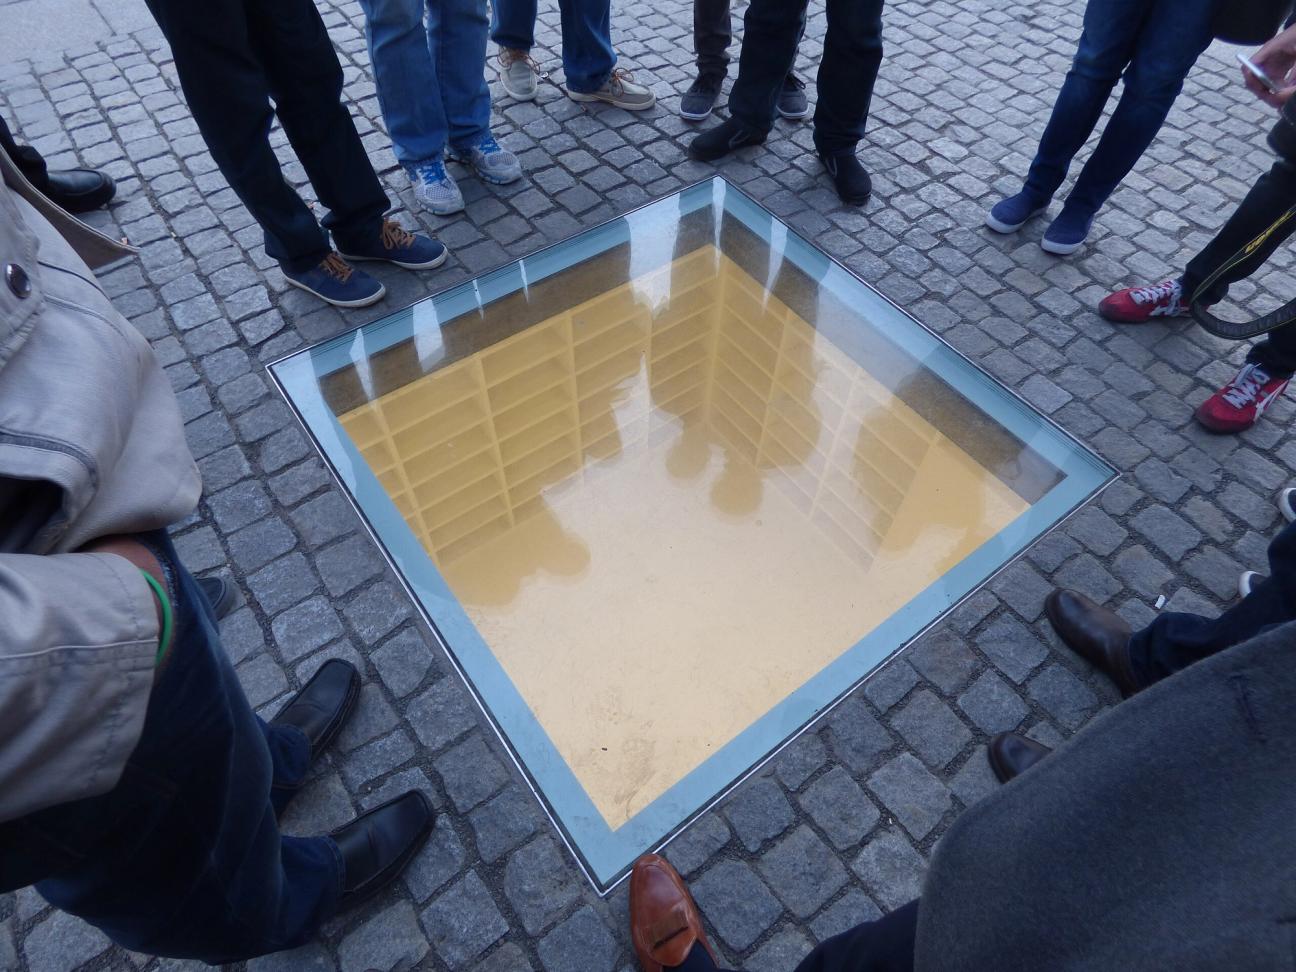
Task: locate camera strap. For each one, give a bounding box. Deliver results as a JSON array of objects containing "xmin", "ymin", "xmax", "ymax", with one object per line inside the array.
[{"xmin": 1189, "ymin": 200, "xmax": 1296, "ymax": 339}]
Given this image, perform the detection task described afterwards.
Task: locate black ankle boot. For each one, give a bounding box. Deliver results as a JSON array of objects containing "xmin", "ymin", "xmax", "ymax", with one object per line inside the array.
[
  {"xmin": 819, "ymin": 150, "xmax": 872, "ymax": 206},
  {"xmin": 688, "ymin": 117, "xmax": 767, "ymax": 163}
]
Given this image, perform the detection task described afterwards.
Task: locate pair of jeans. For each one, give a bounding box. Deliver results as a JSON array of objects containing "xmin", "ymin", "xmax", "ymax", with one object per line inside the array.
[
  {"xmin": 0, "ymin": 115, "xmax": 49, "ymax": 192},
  {"xmin": 0, "ymin": 532, "xmax": 341, "ymax": 962},
  {"xmin": 694, "ymin": 0, "xmax": 730, "ymax": 78},
  {"xmin": 1179, "ymin": 158, "xmax": 1296, "ymax": 376},
  {"xmin": 357, "ymin": 0, "xmax": 492, "ymax": 169},
  {"xmin": 1128, "ymin": 521, "xmax": 1296, "ymax": 687},
  {"xmin": 1022, "ymin": 0, "xmax": 1215, "ymax": 215},
  {"xmin": 490, "ymin": 0, "xmax": 615, "ymax": 93},
  {"xmin": 142, "ymin": 0, "xmax": 390, "ymax": 272},
  {"xmin": 675, "ymin": 900, "xmax": 918, "ymax": 972},
  {"xmin": 727, "ymin": 0, "xmax": 884, "ymax": 155}
]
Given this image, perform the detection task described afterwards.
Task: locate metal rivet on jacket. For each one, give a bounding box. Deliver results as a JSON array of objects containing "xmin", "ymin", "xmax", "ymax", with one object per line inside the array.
[{"xmin": 5, "ymin": 263, "xmax": 31, "ymax": 298}]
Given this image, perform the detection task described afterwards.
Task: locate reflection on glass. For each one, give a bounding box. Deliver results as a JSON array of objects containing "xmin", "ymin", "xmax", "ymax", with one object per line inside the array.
[{"xmin": 273, "ymin": 178, "xmax": 1112, "ymax": 888}]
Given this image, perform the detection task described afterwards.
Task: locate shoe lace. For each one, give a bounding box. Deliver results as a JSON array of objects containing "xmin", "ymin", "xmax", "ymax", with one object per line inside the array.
[
  {"xmin": 608, "ymin": 67, "xmax": 636, "ymax": 95},
  {"xmin": 498, "ymin": 48, "xmax": 541, "ymax": 72},
  {"xmin": 1222, "ymin": 363, "xmax": 1271, "ymax": 409},
  {"xmin": 380, "ymin": 219, "xmax": 415, "ymax": 251},
  {"xmin": 784, "ymin": 73, "xmax": 805, "ymax": 91},
  {"xmin": 473, "ymin": 133, "xmax": 501, "ymax": 156},
  {"xmin": 1129, "ymin": 279, "xmax": 1181, "ymax": 307},
  {"xmin": 320, "ymin": 252, "xmax": 353, "ymax": 282},
  {"xmin": 415, "ymin": 159, "xmax": 449, "ymax": 185}
]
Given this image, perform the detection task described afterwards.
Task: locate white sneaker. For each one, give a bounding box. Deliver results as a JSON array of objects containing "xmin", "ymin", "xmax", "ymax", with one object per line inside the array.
[
  {"xmin": 1280, "ymin": 486, "xmax": 1296, "ymax": 523},
  {"xmin": 568, "ymin": 68, "xmax": 655, "ymax": 111},
  {"xmin": 409, "ymin": 159, "xmax": 464, "ymax": 215},
  {"xmin": 1239, "ymin": 570, "xmax": 1263, "ymax": 599},
  {"xmin": 448, "ymin": 133, "xmax": 523, "ymax": 185},
  {"xmin": 497, "ymin": 48, "xmax": 539, "ymax": 101}
]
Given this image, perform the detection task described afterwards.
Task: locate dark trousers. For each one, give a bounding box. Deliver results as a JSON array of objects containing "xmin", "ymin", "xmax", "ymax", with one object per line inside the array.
[
  {"xmin": 1022, "ymin": 0, "xmax": 1214, "ymax": 214},
  {"xmin": 1180, "ymin": 158, "xmax": 1296, "ymax": 377},
  {"xmin": 727, "ymin": 0, "xmax": 884, "ymax": 154},
  {"xmin": 1129, "ymin": 520, "xmax": 1296, "ymax": 687},
  {"xmin": 142, "ymin": 0, "xmax": 389, "ymax": 272},
  {"xmin": 676, "ymin": 900, "xmax": 918, "ymax": 972},
  {"xmin": 0, "ymin": 532, "xmax": 340, "ymax": 962},
  {"xmin": 0, "ymin": 115, "xmax": 49, "ymax": 191},
  {"xmin": 694, "ymin": 0, "xmax": 730, "ymax": 77}
]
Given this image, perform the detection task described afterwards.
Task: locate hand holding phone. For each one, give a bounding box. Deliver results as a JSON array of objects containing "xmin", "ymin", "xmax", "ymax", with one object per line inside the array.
[{"xmin": 1239, "ymin": 52, "xmax": 1281, "ymax": 93}]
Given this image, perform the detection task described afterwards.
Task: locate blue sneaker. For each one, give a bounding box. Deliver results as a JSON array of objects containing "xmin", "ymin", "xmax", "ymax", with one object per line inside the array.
[
  {"xmin": 283, "ymin": 253, "xmax": 385, "ymax": 308},
  {"xmin": 1041, "ymin": 204, "xmax": 1095, "ymax": 255},
  {"xmin": 449, "ymin": 133, "xmax": 523, "ymax": 185},
  {"xmin": 338, "ymin": 219, "xmax": 449, "ymax": 271},
  {"xmin": 409, "ymin": 159, "xmax": 464, "ymax": 215},
  {"xmin": 985, "ymin": 191, "xmax": 1049, "ymax": 233}
]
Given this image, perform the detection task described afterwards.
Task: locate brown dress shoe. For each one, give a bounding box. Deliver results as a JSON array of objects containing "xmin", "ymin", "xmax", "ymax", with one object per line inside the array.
[
  {"xmin": 987, "ymin": 732, "xmax": 1052, "ymax": 783},
  {"xmin": 630, "ymin": 854, "xmax": 717, "ymax": 972},
  {"xmin": 1045, "ymin": 589, "xmax": 1141, "ymax": 697}
]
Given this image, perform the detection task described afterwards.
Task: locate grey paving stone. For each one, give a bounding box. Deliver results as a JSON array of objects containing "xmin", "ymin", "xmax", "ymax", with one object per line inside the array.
[
  {"xmin": 22, "ymin": 908, "xmax": 111, "ymax": 972},
  {"xmin": 949, "ymin": 746, "xmax": 1001, "ymax": 808},
  {"xmin": 888, "ymin": 690, "xmax": 973, "ymax": 770},
  {"xmin": 989, "ymin": 560, "xmax": 1052, "ymax": 621},
  {"xmin": 236, "ymin": 654, "xmax": 288, "ymax": 709},
  {"xmin": 957, "ymin": 670, "xmax": 1029, "ymax": 734},
  {"xmin": 1029, "ymin": 663, "xmax": 1100, "ymax": 730},
  {"xmin": 1054, "ymin": 553, "xmax": 1123, "ymax": 604},
  {"xmin": 773, "ymin": 733, "xmax": 828, "ymax": 791},
  {"xmin": 691, "ymin": 860, "xmax": 784, "ymax": 952},
  {"xmin": 747, "ymin": 929, "xmax": 814, "ymax": 972},
  {"xmin": 315, "ymin": 532, "xmax": 387, "ymax": 597},
  {"xmin": 291, "ymin": 490, "xmax": 359, "ymax": 547},
  {"xmin": 435, "ymin": 734, "xmax": 511, "ymax": 813},
  {"xmin": 1131, "ymin": 505, "xmax": 1203, "ymax": 560},
  {"xmin": 280, "ymin": 771, "xmax": 354, "ymax": 835},
  {"xmin": 336, "ymin": 682, "xmax": 400, "ymax": 751},
  {"xmin": 799, "ymin": 766, "xmax": 881, "ymax": 850},
  {"xmin": 422, "ymin": 871, "xmax": 509, "ymax": 970},
  {"xmin": 975, "ymin": 615, "xmax": 1048, "ymax": 684},
  {"xmin": 757, "ymin": 825, "xmax": 849, "ymax": 918},
  {"xmin": 247, "ymin": 941, "xmax": 336, "ymax": 971},
  {"xmin": 271, "ymin": 595, "xmax": 344, "ymax": 662},
  {"xmin": 473, "ymin": 943, "xmax": 536, "ymax": 972},
  {"xmin": 861, "ymin": 657, "xmax": 920, "ymax": 711},
  {"xmin": 339, "ymin": 729, "xmax": 417, "ymax": 788},
  {"xmin": 810, "ymin": 888, "xmax": 883, "ymax": 942},
  {"xmin": 904, "ymin": 628, "xmax": 980, "ymax": 694},
  {"xmin": 470, "ymin": 784, "xmax": 547, "ymax": 864},
  {"xmin": 343, "ymin": 580, "xmax": 414, "ymax": 642},
  {"xmin": 504, "ymin": 836, "xmax": 583, "ymax": 935},
  {"xmin": 246, "ymin": 552, "xmax": 318, "ymax": 615},
  {"xmin": 372, "ymin": 627, "xmax": 439, "ymax": 698},
  {"xmin": 336, "ymin": 901, "xmax": 428, "ymax": 972},
  {"xmin": 851, "ymin": 829, "xmax": 926, "ymax": 911},
  {"xmin": 537, "ymin": 906, "xmax": 620, "ymax": 972},
  {"xmin": 866, "ymin": 754, "xmax": 952, "ymax": 841},
  {"xmin": 723, "ymin": 776, "xmax": 796, "ymax": 852},
  {"xmin": 826, "ymin": 697, "xmax": 894, "ymax": 773},
  {"xmin": 409, "ymin": 675, "xmax": 482, "ymax": 751},
  {"xmin": 405, "ymin": 815, "xmax": 468, "ymax": 902}
]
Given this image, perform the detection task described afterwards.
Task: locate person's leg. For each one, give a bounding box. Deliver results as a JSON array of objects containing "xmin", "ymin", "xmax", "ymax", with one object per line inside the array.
[
  {"xmin": 792, "ymin": 900, "xmax": 918, "ymax": 972},
  {"xmin": 436, "ymin": 0, "xmax": 493, "ymax": 149},
  {"xmin": 694, "ymin": 0, "xmax": 730, "ymax": 79},
  {"xmin": 244, "ymin": 0, "xmax": 390, "ymax": 254},
  {"xmin": 557, "ymin": 0, "xmax": 617, "ymax": 93},
  {"xmin": 811, "ymin": 0, "xmax": 884, "ymax": 155},
  {"xmin": 1129, "ymin": 521, "xmax": 1296, "ymax": 685},
  {"xmin": 1019, "ymin": 0, "xmax": 1148, "ymax": 203},
  {"xmin": 356, "ymin": 0, "xmax": 449, "ymax": 170},
  {"xmin": 727, "ymin": 0, "xmax": 809, "ymax": 132},
  {"xmin": 0, "ymin": 114, "xmax": 50, "ymax": 191},
  {"xmin": 27, "ymin": 532, "xmax": 338, "ymax": 962},
  {"xmin": 490, "ymin": 0, "xmax": 538, "ymax": 51},
  {"xmin": 142, "ymin": 0, "xmax": 331, "ymax": 272},
  {"xmin": 1064, "ymin": 0, "xmax": 1215, "ymax": 214}
]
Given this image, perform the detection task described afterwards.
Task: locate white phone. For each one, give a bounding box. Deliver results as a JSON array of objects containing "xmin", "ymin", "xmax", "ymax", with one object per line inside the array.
[{"xmin": 1238, "ymin": 53, "xmax": 1282, "ymax": 93}]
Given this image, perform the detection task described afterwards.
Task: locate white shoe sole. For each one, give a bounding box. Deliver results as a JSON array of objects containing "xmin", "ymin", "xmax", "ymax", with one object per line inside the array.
[
  {"xmin": 500, "ymin": 83, "xmax": 538, "ymax": 102},
  {"xmin": 411, "ymin": 194, "xmax": 465, "ymax": 216},
  {"xmin": 984, "ymin": 206, "xmax": 1046, "ymax": 234},
  {"xmin": 680, "ymin": 104, "xmax": 714, "ymax": 122},
  {"xmin": 1280, "ymin": 487, "xmax": 1296, "ymax": 522},
  {"xmin": 1239, "ymin": 570, "xmax": 1261, "ymax": 599},
  {"xmin": 284, "ymin": 274, "xmax": 386, "ymax": 308},
  {"xmin": 338, "ymin": 247, "xmax": 450, "ymax": 272},
  {"xmin": 568, "ymin": 88, "xmax": 656, "ymax": 111},
  {"xmin": 1040, "ymin": 235, "xmax": 1086, "ymax": 256},
  {"xmin": 777, "ymin": 105, "xmax": 810, "ymax": 120}
]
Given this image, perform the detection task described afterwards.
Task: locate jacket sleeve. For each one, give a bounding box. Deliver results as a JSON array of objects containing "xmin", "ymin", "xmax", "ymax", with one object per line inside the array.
[{"xmin": 0, "ymin": 551, "xmax": 159, "ymax": 823}]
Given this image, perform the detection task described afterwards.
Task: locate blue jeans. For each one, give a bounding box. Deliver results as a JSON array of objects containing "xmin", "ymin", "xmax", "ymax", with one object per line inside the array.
[
  {"xmin": 0, "ymin": 532, "xmax": 341, "ymax": 962},
  {"xmin": 1022, "ymin": 0, "xmax": 1214, "ymax": 214},
  {"xmin": 1128, "ymin": 521, "xmax": 1296, "ymax": 687},
  {"xmin": 490, "ymin": 0, "xmax": 615, "ymax": 93},
  {"xmin": 358, "ymin": 0, "xmax": 492, "ymax": 168}
]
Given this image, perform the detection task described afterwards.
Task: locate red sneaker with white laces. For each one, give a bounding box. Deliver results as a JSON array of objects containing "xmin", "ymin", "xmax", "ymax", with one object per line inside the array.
[
  {"xmin": 1195, "ymin": 362, "xmax": 1292, "ymax": 434},
  {"xmin": 1098, "ymin": 278, "xmax": 1196, "ymax": 323}
]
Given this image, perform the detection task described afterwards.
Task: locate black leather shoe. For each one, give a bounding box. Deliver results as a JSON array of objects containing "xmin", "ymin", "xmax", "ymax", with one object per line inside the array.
[
  {"xmin": 43, "ymin": 168, "xmax": 116, "ymax": 214},
  {"xmin": 819, "ymin": 150, "xmax": 872, "ymax": 206},
  {"xmin": 688, "ymin": 117, "xmax": 768, "ymax": 163},
  {"xmin": 1045, "ymin": 590, "xmax": 1141, "ymax": 697},
  {"xmin": 270, "ymin": 659, "xmax": 361, "ymax": 759},
  {"xmin": 987, "ymin": 732, "xmax": 1052, "ymax": 783},
  {"xmin": 333, "ymin": 791, "xmax": 434, "ymax": 909},
  {"xmin": 196, "ymin": 575, "xmax": 242, "ymax": 620}
]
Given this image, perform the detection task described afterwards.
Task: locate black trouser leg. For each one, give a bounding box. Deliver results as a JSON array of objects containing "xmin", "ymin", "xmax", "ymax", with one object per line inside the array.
[
  {"xmin": 727, "ymin": 0, "xmax": 808, "ymax": 132},
  {"xmin": 812, "ymin": 0, "xmax": 885, "ymax": 155},
  {"xmin": 0, "ymin": 114, "xmax": 50, "ymax": 191},
  {"xmin": 694, "ymin": 0, "xmax": 730, "ymax": 78}
]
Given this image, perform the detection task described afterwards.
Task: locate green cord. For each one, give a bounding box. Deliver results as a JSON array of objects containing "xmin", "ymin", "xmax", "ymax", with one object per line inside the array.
[{"xmin": 140, "ymin": 571, "xmax": 173, "ymax": 666}]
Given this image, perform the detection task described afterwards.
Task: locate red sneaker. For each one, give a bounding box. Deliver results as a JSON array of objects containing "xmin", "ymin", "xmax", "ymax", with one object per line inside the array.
[
  {"xmin": 1195, "ymin": 363, "xmax": 1291, "ymax": 434},
  {"xmin": 1098, "ymin": 278, "xmax": 1193, "ymax": 323}
]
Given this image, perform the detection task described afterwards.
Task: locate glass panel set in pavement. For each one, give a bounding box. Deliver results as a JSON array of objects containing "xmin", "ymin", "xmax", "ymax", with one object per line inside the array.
[{"xmin": 270, "ymin": 177, "xmax": 1114, "ymax": 891}]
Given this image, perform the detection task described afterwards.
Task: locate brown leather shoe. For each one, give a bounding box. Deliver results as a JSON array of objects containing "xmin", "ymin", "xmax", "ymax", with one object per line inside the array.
[
  {"xmin": 630, "ymin": 854, "xmax": 717, "ymax": 972},
  {"xmin": 987, "ymin": 732, "xmax": 1052, "ymax": 783},
  {"xmin": 1045, "ymin": 589, "xmax": 1141, "ymax": 697}
]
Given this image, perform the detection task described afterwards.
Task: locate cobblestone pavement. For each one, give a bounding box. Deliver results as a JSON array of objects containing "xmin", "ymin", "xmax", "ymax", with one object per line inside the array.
[{"xmin": 2, "ymin": 0, "xmax": 1292, "ymax": 969}]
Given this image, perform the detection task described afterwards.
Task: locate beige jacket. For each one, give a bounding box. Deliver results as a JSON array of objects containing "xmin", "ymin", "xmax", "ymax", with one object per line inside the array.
[{"xmin": 0, "ymin": 150, "xmax": 201, "ymax": 822}]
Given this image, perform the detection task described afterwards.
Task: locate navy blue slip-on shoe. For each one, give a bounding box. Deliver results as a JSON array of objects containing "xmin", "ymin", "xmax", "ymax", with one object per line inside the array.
[
  {"xmin": 339, "ymin": 218, "xmax": 449, "ymax": 271},
  {"xmin": 688, "ymin": 117, "xmax": 768, "ymax": 162},
  {"xmin": 1041, "ymin": 204, "xmax": 1095, "ymax": 255},
  {"xmin": 283, "ymin": 253, "xmax": 386, "ymax": 308},
  {"xmin": 985, "ymin": 190, "xmax": 1049, "ymax": 233}
]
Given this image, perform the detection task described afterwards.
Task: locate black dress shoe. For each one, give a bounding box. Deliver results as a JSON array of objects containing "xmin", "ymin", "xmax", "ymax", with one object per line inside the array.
[
  {"xmin": 688, "ymin": 117, "xmax": 768, "ymax": 163},
  {"xmin": 43, "ymin": 168, "xmax": 116, "ymax": 214},
  {"xmin": 196, "ymin": 575, "xmax": 242, "ymax": 620},
  {"xmin": 1045, "ymin": 590, "xmax": 1141, "ymax": 697},
  {"xmin": 333, "ymin": 791, "xmax": 434, "ymax": 909},
  {"xmin": 819, "ymin": 150, "xmax": 872, "ymax": 206},
  {"xmin": 270, "ymin": 659, "xmax": 361, "ymax": 759},
  {"xmin": 987, "ymin": 732, "xmax": 1052, "ymax": 783}
]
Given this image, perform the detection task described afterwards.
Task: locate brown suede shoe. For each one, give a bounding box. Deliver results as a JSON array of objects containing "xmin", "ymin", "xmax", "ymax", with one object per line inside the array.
[
  {"xmin": 987, "ymin": 732, "xmax": 1052, "ymax": 783},
  {"xmin": 630, "ymin": 854, "xmax": 717, "ymax": 972},
  {"xmin": 1045, "ymin": 589, "xmax": 1141, "ymax": 697}
]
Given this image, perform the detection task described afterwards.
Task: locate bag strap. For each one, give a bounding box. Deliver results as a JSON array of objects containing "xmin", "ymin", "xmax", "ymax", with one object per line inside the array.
[{"xmin": 1189, "ymin": 201, "xmax": 1296, "ymax": 339}]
